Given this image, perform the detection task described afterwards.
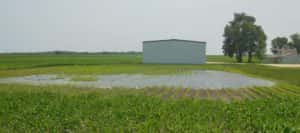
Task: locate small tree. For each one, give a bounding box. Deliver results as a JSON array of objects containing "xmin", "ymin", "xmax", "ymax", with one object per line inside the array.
[
  {"xmin": 290, "ymin": 33, "xmax": 300, "ymax": 54},
  {"xmin": 271, "ymin": 37, "xmax": 289, "ymax": 54}
]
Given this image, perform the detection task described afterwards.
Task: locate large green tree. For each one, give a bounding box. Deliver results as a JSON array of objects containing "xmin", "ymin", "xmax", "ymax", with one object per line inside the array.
[
  {"xmin": 222, "ymin": 13, "xmax": 267, "ymax": 63},
  {"xmin": 290, "ymin": 33, "xmax": 300, "ymax": 54},
  {"xmin": 271, "ymin": 37, "xmax": 289, "ymax": 54}
]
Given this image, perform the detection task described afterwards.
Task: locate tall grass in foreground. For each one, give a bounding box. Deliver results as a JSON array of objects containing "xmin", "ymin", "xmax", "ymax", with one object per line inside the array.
[{"xmin": 0, "ymin": 84, "xmax": 299, "ymax": 132}]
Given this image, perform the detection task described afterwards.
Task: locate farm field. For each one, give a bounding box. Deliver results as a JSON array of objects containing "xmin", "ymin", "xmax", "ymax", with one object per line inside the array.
[
  {"xmin": 0, "ymin": 53, "xmax": 258, "ymax": 70},
  {"xmin": 0, "ymin": 53, "xmax": 300, "ymax": 132}
]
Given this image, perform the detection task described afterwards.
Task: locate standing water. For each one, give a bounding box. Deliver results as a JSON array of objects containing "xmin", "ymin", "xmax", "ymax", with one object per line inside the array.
[{"xmin": 0, "ymin": 71, "xmax": 274, "ymax": 89}]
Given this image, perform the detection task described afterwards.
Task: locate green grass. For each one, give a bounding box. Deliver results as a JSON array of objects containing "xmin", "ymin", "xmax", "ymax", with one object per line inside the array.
[
  {"xmin": 207, "ymin": 55, "xmax": 260, "ymax": 63},
  {"xmin": 0, "ymin": 53, "xmax": 300, "ymax": 132},
  {"xmin": 0, "ymin": 53, "xmax": 141, "ymax": 70},
  {"xmin": 70, "ymin": 75, "xmax": 98, "ymax": 82}
]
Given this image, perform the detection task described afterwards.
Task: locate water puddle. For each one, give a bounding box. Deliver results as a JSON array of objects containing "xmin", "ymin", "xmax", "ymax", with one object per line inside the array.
[{"xmin": 0, "ymin": 71, "xmax": 275, "ymax": 89}]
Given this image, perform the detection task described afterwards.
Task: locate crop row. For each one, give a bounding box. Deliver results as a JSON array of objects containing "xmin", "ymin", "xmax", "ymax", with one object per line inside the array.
[{"xmin": 142, "ymin": 86, "xmax": 300, "ymax": 101}]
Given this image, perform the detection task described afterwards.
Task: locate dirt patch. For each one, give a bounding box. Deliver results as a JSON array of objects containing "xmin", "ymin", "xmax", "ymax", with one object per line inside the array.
[
  {"xmin": 187, "ymin": 89, "xmax": 197, "ymax": 98},
  {"xmin": 207, "ymin": 90, "xmax": 219, "ymax": 100},
  {"xmin": 218, "ymin": 89, "xmax": 232, "ymax": 101},
  {"xmin": 263, "ymin": 64, "xmax": 300, "ymax": 68},
  {"xmin": 197, "ymin": 90, "xmax": 209, "ymax": 99}
]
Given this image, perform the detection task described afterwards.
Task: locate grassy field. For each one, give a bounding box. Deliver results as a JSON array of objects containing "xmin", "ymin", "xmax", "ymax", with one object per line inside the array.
[
  {"xmin": 0, "ymin": 54, "xmax": 300, "ymax": 132},
  {"xmin": 206, "ymin": 55, "xmax": 260, "ymax": 63},
  {"xmin": 0, "ymin": 53, "xmax": 251, "ymax": 70},
  {"xmin": 0, "ymin": 53, "xmax": 141, "ymax": 70}
]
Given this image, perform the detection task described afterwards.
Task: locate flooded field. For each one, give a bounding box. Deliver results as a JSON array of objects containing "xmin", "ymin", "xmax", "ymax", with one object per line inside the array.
[{"xmin": 0, "ymin": 71, "xmax": 274, "ymax": 89}]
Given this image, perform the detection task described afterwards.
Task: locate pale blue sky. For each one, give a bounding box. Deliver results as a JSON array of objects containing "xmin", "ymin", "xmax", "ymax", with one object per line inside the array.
[{"xmin": 1, "ymin": 0, "xmax": 299, "ymax": 54}]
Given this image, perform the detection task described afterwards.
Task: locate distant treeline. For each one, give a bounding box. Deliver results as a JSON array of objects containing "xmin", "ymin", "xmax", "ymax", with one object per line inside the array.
[{"xmin": 0, "ymin": 51, "xmax": 142, "ymax": 55}]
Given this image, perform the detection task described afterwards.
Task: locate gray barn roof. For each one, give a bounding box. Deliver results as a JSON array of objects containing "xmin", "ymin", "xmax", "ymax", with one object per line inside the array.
[{"xmin": 143, "ymin": 39, "xmax": 206, "ymax": 44}]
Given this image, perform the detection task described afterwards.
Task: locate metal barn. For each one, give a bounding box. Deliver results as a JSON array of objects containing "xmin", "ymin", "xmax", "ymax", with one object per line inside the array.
[{"xmin": 143, "ymin": 39, "xmax": 206, "ymax": 64}]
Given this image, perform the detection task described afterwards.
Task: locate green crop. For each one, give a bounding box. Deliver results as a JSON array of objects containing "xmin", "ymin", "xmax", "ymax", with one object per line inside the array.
[{"xmin": 0, "ymin": 53, "xmax": 300, "ymax": 132}]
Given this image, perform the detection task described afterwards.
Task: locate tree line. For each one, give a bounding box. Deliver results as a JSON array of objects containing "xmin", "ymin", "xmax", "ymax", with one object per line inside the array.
[
  {"xmin": 222, "ymin": 13, "xmax": 300, "ymax": 63},
  {"xmin": 271, "ymin": 34, "xmax": 300, "ymax": 55}
]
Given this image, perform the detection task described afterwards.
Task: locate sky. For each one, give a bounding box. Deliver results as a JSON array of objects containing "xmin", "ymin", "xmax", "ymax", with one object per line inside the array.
[{"xmin": 0, "ymin": 0, "xmax": 299, "ymax": 54}]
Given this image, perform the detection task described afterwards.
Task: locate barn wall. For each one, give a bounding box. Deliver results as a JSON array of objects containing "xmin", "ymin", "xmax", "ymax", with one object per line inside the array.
[{"xmin": 143, "ymin": 40, "xmax": 206, "ymax": 64}]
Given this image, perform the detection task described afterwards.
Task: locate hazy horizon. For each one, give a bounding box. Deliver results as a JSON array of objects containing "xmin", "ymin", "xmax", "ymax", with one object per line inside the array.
[{"xmin": 1, "ymin": 0, "xmax": 300, "ymax": 54}]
